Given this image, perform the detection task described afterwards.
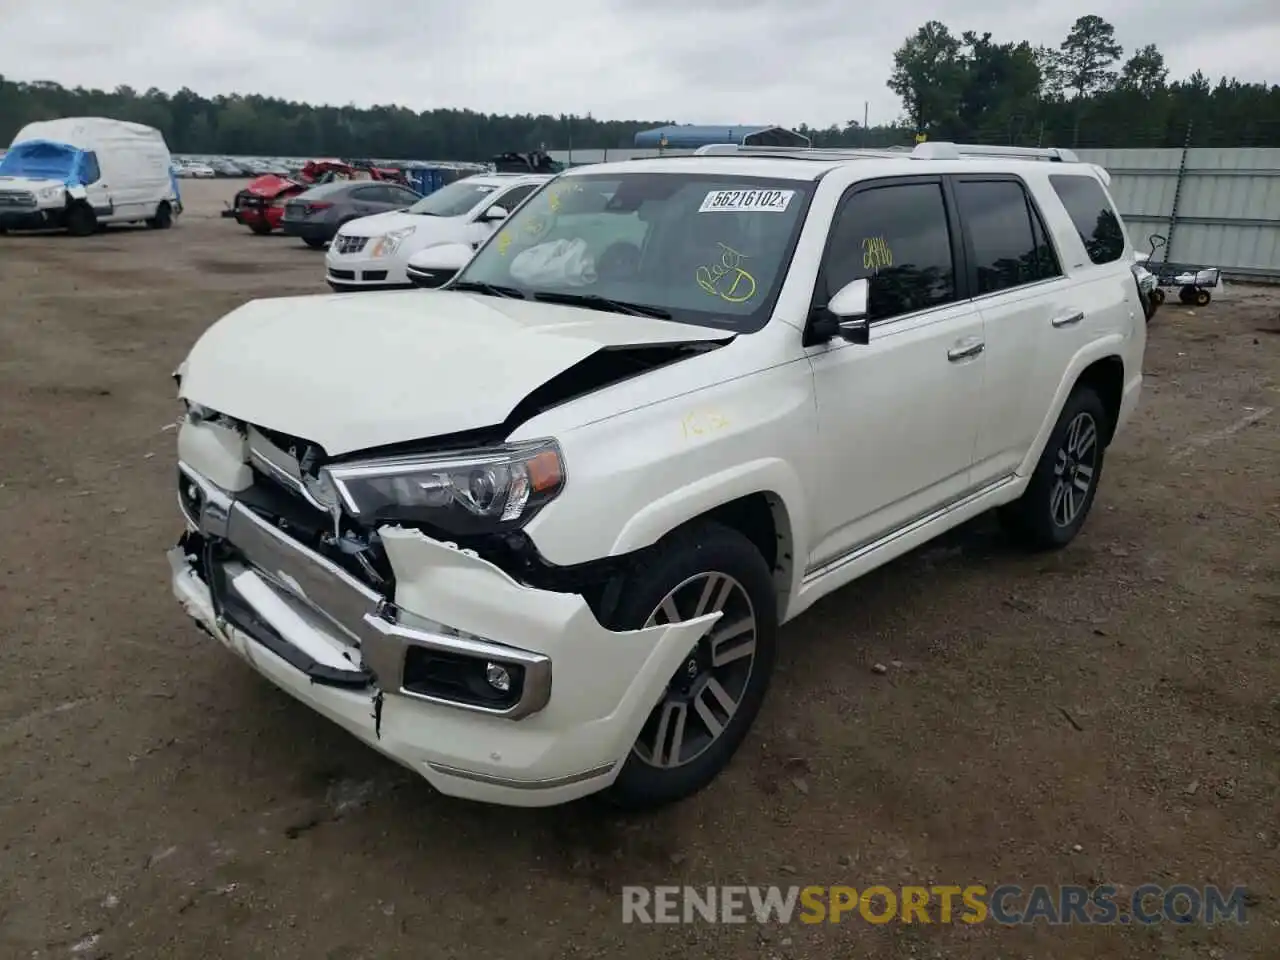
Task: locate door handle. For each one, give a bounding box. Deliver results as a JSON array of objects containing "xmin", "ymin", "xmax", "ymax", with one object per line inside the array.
[
  {"xmin": 1052, "ymin": 311, "xmax": 1085, "ymax": 328},
  {"xmin": 947, "ymin": 338, "xmax": 985, "ymax": 362}
]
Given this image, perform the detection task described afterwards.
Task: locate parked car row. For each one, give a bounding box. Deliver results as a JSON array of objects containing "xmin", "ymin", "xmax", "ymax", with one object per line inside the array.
[
  {"xmin": 217, "ymin": 152, "xmax": 561, "ymax": 296},
  {"xmin": 173, "ymin": 155, "xmax": 296, "ymax": 178}
]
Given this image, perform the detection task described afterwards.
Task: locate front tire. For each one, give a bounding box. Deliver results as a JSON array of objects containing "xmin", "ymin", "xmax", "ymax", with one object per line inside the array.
[
  {"xmin": 303, "ymin": 237, "xmax": 328, "ymax": 249},
  {"xmin": 1000, "ymin": 386, "xmax": 1109, "ymax": 550},
  {"xmin": 66, "ymin": 203, "xmax": 96, "ymax": 237},
  {"xmin": 599, "ymin": 523, "xmax": 777, "ymax": 810}
]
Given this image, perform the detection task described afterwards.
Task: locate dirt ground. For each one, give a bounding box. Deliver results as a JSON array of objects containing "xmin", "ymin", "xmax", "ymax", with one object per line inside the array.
[{"xmin": 0, "ymin": 178, "xmax": 1277, "ymax": 960}]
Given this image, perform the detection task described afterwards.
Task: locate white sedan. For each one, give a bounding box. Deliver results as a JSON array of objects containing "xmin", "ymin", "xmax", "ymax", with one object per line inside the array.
[
  {"xmin": 324, "ymin": 173, "xmax": 551, "ymax": 291},
  {"xmin": 173, "ymin": 160, "xmax": 216, "ymax": 178}
]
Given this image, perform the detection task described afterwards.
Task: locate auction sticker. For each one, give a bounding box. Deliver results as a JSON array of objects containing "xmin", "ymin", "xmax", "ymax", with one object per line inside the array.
[{"xmin": 698, "ymin": 189, "xmax": 794, "ymax": 213}]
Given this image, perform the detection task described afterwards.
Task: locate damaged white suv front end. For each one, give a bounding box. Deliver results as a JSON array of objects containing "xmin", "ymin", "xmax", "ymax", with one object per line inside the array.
[{"xmin": 166, "ymin": 286, "xmax": 735, "ymax": 808}]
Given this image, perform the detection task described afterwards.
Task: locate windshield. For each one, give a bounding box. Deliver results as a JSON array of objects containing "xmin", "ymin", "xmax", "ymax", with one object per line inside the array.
[
  {"xmin": 406, "ymin": 179, "xmax": 501, "ymax": 217},
  {"xmin": 452, "ymin": 172, "xmax": 815, "ymax": 332},
  {"xmin": 0, "ymin": 141, "xmax": 79, "ymax": 181}
]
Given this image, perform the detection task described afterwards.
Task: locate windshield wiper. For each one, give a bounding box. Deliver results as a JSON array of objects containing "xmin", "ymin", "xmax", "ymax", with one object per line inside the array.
[
  {"xmin": 450, "ymin": 280, "xmax": 526, "ymax": 299},
  {"xmin": 532, "ymin": 291, "xmax": 672, "ymax": 319}
]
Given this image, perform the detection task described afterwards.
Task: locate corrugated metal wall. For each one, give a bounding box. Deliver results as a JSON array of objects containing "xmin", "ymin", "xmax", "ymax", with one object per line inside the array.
[
  {"xmin": 1075, "ymin": 147, "xmax": 1280, "ymax": 281},
  {"xmin": 547, "ymin": 146, "xmax": 1280, "ymax": 282}
]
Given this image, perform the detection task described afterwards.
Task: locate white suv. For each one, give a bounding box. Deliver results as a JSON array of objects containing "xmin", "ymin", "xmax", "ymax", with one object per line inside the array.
[
  {"xmin": 324, "ymin": 173, "xmax": 550, "ymax": 290},
  {"xmin": 169, "ymin": 142, "xmax": 1145, "ymax": 810}
]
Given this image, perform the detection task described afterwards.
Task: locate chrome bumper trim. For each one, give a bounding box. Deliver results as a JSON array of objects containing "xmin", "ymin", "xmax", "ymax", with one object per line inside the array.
[
  {"xmin": 176, "ymin": 460, "xmax": 552, "ymax": 720},
  {"xmin": 425, "ymin": 760, "xmax": 615, "ymax": 791}
]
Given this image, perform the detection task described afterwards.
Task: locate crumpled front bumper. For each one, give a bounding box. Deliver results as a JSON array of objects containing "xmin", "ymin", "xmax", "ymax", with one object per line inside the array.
[{"xmin": 170, "ymin": 463, "xmax": 717, "ymax": 807}]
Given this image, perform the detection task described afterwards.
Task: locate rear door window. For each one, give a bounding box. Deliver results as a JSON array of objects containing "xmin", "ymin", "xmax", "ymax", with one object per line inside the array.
[
  {"xmin": 1049, "ymin": 174, "xmax": 1126, "ymax": 265},
  {"xmin": 954, "ymin": 179, "xmax": 1062, "ymax": 295}
]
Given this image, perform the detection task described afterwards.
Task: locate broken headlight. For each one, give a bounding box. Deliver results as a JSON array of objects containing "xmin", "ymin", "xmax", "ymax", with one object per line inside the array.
[{"xmin": 323, "ymin": 439, "xmax": 565, "ymax": 536}]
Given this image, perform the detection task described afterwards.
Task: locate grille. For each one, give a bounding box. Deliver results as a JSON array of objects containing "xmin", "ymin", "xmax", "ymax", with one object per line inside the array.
[
  {"xmin": 0, "ymin": 190, "xmax": 36, "ymax": 209},
  {"xmin": 332, "ymin": 235, "xmax": 368, "ymax": 255}
]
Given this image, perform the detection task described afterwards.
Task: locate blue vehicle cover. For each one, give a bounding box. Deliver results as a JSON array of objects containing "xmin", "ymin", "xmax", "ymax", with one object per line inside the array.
[{"xmin": 0, "ymin": 139, "xmax": 88, "ymax": 185}]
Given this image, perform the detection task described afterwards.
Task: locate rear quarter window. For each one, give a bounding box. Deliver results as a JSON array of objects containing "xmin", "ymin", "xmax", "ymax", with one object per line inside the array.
[{"xmin": 1049, "ymin": 174, "xmax": 1126, "ymax": 265}]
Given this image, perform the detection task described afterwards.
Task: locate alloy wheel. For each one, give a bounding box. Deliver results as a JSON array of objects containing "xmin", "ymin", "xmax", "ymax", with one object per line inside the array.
[
  {"xmin": 632, "ymin": 572, "xmax": 759, "ymax": 769},
  {"xmin": 1050, "ymin": 411, "xmax": 1099, "ymax": 527}
]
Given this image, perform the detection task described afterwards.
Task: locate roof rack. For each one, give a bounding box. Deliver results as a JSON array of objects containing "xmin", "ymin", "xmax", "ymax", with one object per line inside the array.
[{"xmin": 692, "ymin": 142, "xmax": 1080, "ymax": 163}]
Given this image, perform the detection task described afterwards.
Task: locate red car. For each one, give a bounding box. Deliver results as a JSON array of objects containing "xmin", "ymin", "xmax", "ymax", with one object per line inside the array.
[
  {"xmin": 223, "ymin": 160, "xmax": 411, "ymax": 235},
  {"xmin": 225, "ymin": 174, "xmax": 303, "ymax": 234}
]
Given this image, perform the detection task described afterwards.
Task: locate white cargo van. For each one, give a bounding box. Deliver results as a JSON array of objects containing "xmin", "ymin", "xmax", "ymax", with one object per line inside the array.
[{"xmin": 0, "ymin": 117, "xmax": 182, "ymax": 236}]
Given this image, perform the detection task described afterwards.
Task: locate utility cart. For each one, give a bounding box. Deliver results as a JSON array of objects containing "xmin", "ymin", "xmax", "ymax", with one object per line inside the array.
[{"xmin": 1140, "ymin": 233, "xmax": 1221, "ymax": 307}]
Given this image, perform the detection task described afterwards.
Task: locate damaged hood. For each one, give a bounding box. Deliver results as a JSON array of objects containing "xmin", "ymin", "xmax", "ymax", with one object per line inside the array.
[{"xmin": 178, "ymin": 290, "xmax": 730, "ymax": 455}]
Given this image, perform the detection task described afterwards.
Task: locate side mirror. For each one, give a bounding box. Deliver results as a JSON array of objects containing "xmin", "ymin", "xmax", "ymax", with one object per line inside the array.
[
  {"xmin": 1148, "ymin": 233, "xmax": 1167, "ymax": 251},
  {"xmin": 822, "ymin": 278, "xmax": 871, "ymax": 344},
  {"xmin": 480, "ymin": 205, "xmax": 509, "ymax": 223},
  {"xmin": 405, "ymin": 243, "xmax": 473, "ymax": 289}
]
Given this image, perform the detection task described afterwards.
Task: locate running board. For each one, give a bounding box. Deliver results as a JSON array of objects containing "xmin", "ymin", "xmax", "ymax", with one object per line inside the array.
[{"xmin": 802, "ymin": 475, "xmax": 1018, "ymax": 586}]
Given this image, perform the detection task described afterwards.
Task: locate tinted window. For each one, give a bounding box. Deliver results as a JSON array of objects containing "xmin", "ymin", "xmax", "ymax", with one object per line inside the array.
[
  {"xmin": 407, "ymin": 179, "xmax": 501, "ymax": 217},
  {"xmin": 79, "ymin": 151, "xmax": 101, "ymax": 184},
  {"xmin": 350, "ymin": 185, "xmax": 388, "ymax": 202},
  {"xmin": 823, "ymin": 182, "xmax": 956, "ymax": 321},
  {"xmin": 389, "ymin": 187, "xmax": 420, "ymax": 206},
  {"xmin": 299, "ymin": 181, "xmax": 353, "ymax": 200},
  {"xmin": 1049, "ymin": 174, "xmax": 1125, "ymax": 265},
  {"xmin": 490, "ymin": 183, "xmax": 537, "ymax": 214},
  {"xmin": 955, "ymin": 179, "xmax": 1060, "ymax": 294},
  {"xmin": 1028, "ymin": 199, "xmax": 1060, "ymax": 279}
]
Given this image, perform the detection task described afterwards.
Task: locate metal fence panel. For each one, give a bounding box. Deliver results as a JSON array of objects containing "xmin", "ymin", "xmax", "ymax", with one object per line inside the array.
[{"xmin": 1077, "ymin": 146, "xmax": 1280, "ymax": 280}]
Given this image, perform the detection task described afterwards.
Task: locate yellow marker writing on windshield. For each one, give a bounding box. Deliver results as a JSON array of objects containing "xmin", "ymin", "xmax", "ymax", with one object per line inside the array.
[
  {"xmin": 497, "ymin": 231, "xmax": 513, "ymax": 256},
  {"xmin": 696, "ymin": 243, "xmax": 758, "ymax": 304}
]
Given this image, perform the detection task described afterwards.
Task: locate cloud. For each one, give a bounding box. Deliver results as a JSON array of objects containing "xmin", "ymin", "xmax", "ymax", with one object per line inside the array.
[{"xmin": 1, "ymin": 0, "xmax": 1276, "ymax": 130}]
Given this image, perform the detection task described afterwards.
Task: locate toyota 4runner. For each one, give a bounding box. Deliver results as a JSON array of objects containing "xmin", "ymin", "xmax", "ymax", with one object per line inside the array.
[{"xmin": 169, "ymin": 141, "xmax": 1146, "ymax": 809}]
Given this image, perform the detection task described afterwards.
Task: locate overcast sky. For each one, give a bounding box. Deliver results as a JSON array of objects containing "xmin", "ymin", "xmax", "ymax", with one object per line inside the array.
[{"xmin": 2, "ymin": 1, "xmax": 1278, "ymax": 128}]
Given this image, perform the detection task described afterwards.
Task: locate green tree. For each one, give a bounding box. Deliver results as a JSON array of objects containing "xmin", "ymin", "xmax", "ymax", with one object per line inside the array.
[
  {"xmin": 1054, "ymin": 15, "xmax": 1123, "ymax": 99},
  {"xmin": 888, "ymin": 21, "xmax": 964, "ymax": 133},
  {"xmin": 1119, "ymin": 44, "xmax": 1169, "ymax": 96},
  {"xmin": 954, "ymin": 32, "xmax": 1043, "ymax": 140}
]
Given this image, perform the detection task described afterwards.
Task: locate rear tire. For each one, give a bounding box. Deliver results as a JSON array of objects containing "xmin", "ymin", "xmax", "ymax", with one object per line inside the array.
[
  {"xmin": 66, "ymin": 203, "xmax": 96, "ymax": 237},
  {"xmin": 146, "ymin": 202, "xmax": 173, "ymax": 230},
  {"xmin": 250, "ymin": 222, "xmax": 272, "ymax": 235},
  {"xmin": 597, "ymin": 523, "xmax": 777, "ymax": 810},
  {"xmin": 1194, "ymin": 288, "xmax": 1211, "ymax": 307},
  {"xmin": 999, "ymin": 386, "xmax": 1109, "ymax": 551}
]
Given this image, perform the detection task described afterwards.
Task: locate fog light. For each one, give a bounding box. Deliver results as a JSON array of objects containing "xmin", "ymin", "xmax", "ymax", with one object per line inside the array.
[{"xmin": 485, "ymin": 662, "xmax": 511, "ymax": 692}]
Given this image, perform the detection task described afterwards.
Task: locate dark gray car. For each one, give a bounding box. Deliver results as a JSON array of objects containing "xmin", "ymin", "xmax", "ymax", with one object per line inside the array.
[{"xmin": 280, "ymin": 180, "xmax": 422, "ymax": 248}]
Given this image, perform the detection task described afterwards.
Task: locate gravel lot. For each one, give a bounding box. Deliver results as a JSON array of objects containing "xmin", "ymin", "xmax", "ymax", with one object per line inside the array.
[{"xmin": 1, "ymin": 178, "xmax": 1278, "ymax": 959}]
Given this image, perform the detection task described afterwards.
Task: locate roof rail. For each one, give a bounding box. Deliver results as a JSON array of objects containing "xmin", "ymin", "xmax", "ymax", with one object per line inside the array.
[
  {"xmin": 692, "ymin": 143, "xmax": 909, "ymax": 160},
  {"xmin": 910, "ymin": 141, "xmax": 1080, "ymax": 162},
  {"xmin": 691, "ymin": 142, "xmax": 1080, "ymax": 163}
]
